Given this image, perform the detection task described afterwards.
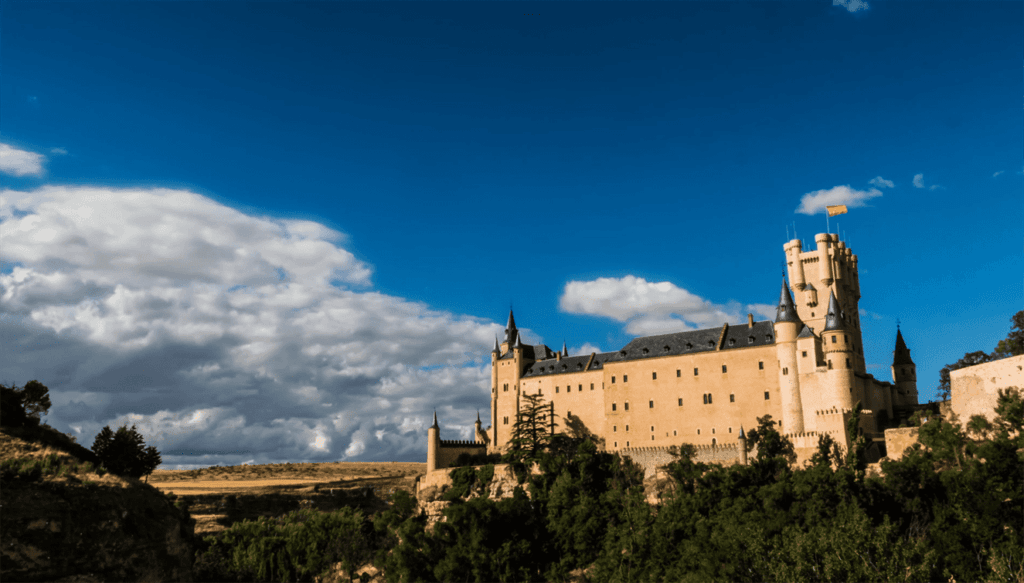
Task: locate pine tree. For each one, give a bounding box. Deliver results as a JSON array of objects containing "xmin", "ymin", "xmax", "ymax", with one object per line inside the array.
[{"xmin": 91, "ymin": 424, "xmax": 162, "ymax": 480}]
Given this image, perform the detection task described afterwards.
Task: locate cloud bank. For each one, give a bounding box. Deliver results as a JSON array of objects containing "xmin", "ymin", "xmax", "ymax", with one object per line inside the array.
[
  {"xmin": 833, "ymin": 0, "xmax": 869, "ymax": 13},
  {"xmin": 1, "ymin": 179, "xmax": 501, "ymax": 468},
  {"xmin": 559, "ymin": 276, "xmax": 775, "ymax": 336}
]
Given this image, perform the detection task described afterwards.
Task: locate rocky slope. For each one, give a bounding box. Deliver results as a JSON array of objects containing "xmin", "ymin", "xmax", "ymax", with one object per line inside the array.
[{"xmin": 0, "ymin": 425, "xmax": 196, "ymax": 582}]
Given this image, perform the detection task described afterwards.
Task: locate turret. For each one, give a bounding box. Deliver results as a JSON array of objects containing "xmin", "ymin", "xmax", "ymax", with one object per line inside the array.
[
  {"xmin": 562, "ymin": 341, "xmax": 568, "ymax": 357},
  {"xmin": 821, "ymin": 291, "xmax": 855, "ymax": 410},
  {"xmin": 774, "ymin": 278, "xmax": 805, "ymax": 434},
  {"xmin": 784, "ymin": 239, "xmax": 806, "ymax": 291},
  {"xmin": 474, "ymin": 410, "xmax": 489, "ymax": 444},
  {"xmin": 815, "ymin": 233, "xmax": 834, "ymax": 288},
  {"xmin": 427, "ymin": 411, "xmax": 440, "ymax": 474},
  {"xmin": 891, "ymin": 326, "xmax": 918, "ymax": 407},
  {"xmin": 737, "ymin": 426, "xmax": 748, "ymax": 466},
  {"xmin": 501, "ymin": 309, "xmax": 518, "ymax": 353}
]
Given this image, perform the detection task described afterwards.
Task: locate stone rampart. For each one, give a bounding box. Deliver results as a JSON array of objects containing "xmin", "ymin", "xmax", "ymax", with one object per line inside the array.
[
  {"xmin": 883, "ymin": 427, "xmax": 919, "ymax": 461},
  {"xmin": 433, "ymin": 440, "xmax": 487, "ymax": 471},
  {"xmin": 619, "ymin": 443, "xmax": 744, "ymax": 477},
  {"xmin": 951, "ymin": 355, "xmax": 1024, "ymax": 426}
]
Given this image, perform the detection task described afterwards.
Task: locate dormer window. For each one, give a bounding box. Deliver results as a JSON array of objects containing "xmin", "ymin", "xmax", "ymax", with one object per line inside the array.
[
  {"xmin": 686, "ymin": 342, "xmax": 693, "ymax": 349},
  {"xmin": 620, "ymin": 350, "xmax": 627, "ymax": 356},
  {"xmin": 642, "ymin": 348, "xmax": 649, "ymax": 355},
  {"xmin": 766, "ymin": 335, "xmax": 773, "ymax": 341},
  {"xmin": 707, "ymin": 340, "xmax": 715, "ymax": 347},
  {"xmin": 663, "ymin": 345, "xmax": 670, "ymax": 352},
  {"xmin": 728, "ymin": 338, "xmax": 736, "ymax": 346},
  {"xmin": 748, "ymin": 336, "xmax": 755, "ymax": 344}
]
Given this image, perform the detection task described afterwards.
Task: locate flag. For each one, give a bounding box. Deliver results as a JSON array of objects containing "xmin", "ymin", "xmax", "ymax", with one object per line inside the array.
[{"xmin": 826, "ymin": 205, "xmax": 848, "ymax": 217}]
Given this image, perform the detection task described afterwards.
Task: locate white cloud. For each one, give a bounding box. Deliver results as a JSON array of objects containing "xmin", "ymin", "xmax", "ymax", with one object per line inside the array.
[
  {"xmin": 0, "ymin": 143, "xmax": 46, "ymax": 177},
  {"xmin": 572, "ymin": 343, "xmax": 604, "ymax": 356},
  {"xmin": 1, "ymin": 185, "xmax": 503, "ymax": 467},
  {"xmin": 992, "ymin": 171, "xmax": 1004, "ymax": 178},
  {"xmin": 50, "ymin": 147, "xmax": 68, "ymax": 156},
  {"xmin": 560, "ymin": 276, "xmax": 768, "ymax": 336},
  {"xmin": 833, "ymin": 0, "xmax": 869, "ymax": 12},
  {"xmin": 868, "ymin": 176, "xmax": 894, "ymax": 189},
  {"xmin": 795, "ymin": 185, "xmax": 882, "ymax": 215},
  {"xmin": 912, "ymin": 173, "xmax": 925, "ymax": 188}
]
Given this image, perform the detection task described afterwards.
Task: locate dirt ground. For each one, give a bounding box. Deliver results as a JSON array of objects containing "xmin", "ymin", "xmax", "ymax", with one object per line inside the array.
[{"xmin": 148, "ymin": 461, "xmax": 426, "ymax": 535}]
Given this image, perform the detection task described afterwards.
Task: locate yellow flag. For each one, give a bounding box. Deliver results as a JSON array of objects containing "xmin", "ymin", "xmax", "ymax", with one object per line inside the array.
[{"xmin": 826, "ymin": 205, "xmax": 848, "ymax": 217}]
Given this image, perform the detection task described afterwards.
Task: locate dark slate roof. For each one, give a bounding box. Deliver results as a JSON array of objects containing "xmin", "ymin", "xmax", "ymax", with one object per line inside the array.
[
  {"xmin": 775, "ymin": 279, "xmax": 802, "ymax": 324},
  {"xmin": 500, "ymin": 343, "xmax": 556, "ymax": 361},
  {"xmin": 798, "ymin": 325, "xmax": 815, "ymax": 339},
  {"xmin": 823, "ymin": 291, "xmax": 843, "ymax": 331},
  {"xmin": 520, "ymin": 322, "xmax": 776, "ymax": 377},
  {"xmin": 893, "ymin": 328, "xmax": 914, "ymax": 365}
]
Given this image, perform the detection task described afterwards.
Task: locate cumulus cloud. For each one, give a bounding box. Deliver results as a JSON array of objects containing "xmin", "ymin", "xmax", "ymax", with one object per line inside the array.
[
  {"xmin": 992, "ymin": 170, "xmax": 1004, "ymax": 178},
  {"xmin": 560, "ymin": 276, "xmax": 768, "ymax": 337},
  {"xmin": 1, "ymin": 185, "xmax": 502, "ymax": 468},
  {"xmin": 572, "ymin": 343, "xmax": 604, "ymax": 356},
  {"xmin": 0, "ymin": 143, "xmax": 46, "ymax": 177},
  {"xmin": 795, "ymin": 185, "xmax": 882, "ymax": 215},
  {"xmin": 868, "ymin": 176, "xmax": 894, "ymax": 189},
  {"xmin": 833, "ymin": 0, "xmax": 869, "ymax": 12},
  {"xmin": 912, "ymin": 173, "xmax": 925, "ymax": 188}
]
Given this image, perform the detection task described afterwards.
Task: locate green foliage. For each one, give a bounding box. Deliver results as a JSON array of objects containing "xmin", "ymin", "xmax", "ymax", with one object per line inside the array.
[
  {"xmin": 448, "ymin": 451, "xmax": 502, "ymax": 468},
  {"xmin": 195, "ymin": 507, "xmax": 377, "ymax": 583},
  {"xmin": 745, "ymin": 414, "xmax": 797, "ymax": 465},
  {"xmin": 0, "ymin": 453, "xmax": 101, "ymax": 483},
  {"xmin": 503, "ymin": 392, "xmax": 556, "ymax": 463},
  {"xmin": 992, "ymin": 309, "xmax": 1024, "ymax": 359},
  {"xmin": 91, "ymin": 423, "xmax": 162, "ymax": 479},
  {"xmin": 1, "ymin": 380, "xmax": 52, "ymax": 427}
]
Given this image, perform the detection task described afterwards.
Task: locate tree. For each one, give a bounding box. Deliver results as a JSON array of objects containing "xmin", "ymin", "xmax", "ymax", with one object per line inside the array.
[
  {"xmin": 91, "ymin": 423, "xmax": 162, "ymax": 480},
  {"xmin": 0, "ymin": 380, "xmax": 51, "ymax": 427},
  {"xmin": 992, "ymin": 310, "xmax": 1024, "ymax": 359},
  {"xmin": 937, "ymin": 351, "xmax": 993, "ymax": 400},
  {"xmin": 744, "ymin": 414, "xmax": 796, "ymax": 464},
  {"xmin": 504, "ymin": 392, "xmax": 556, "ymax": 463}
]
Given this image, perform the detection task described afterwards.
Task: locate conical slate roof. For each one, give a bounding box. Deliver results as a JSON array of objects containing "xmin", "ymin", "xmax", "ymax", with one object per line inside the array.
[
  {"xmin": 504, "ymin": 309, "xmax": 518, "ymax": 345},
  {"xmin": 431, "ymin": 410, "xmax": 439, "ymax": 429},
  {"xmin": 775, "ymin": 279, "xmax": 802, "ymax": 324},
  {"xmin": 493, "ymin": 336, "xmax": 500, "ymax": 353},
  {"xmin": 893, "ymin": 327, "xmax": 914, "ymax": 365},
  {"xmin": 738, "ymin": 425, "xmax": 746, "ymax": 439},
  {"xmin": 514, "ymin": 333, "xmax": 523, "ymax": 349},
  {"xmin": 562, "ymin": 341, "xmax": 568, "ymax": 357},
  {"xmin": 823, "ymin": 291, "xmax": 843, "ymax": 331}
]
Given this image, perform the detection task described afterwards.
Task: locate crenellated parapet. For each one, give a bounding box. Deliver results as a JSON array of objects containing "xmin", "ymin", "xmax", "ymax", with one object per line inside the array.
[{"xmin": 439, "ymin": 439, "xmax": 487, "ymax": 448}]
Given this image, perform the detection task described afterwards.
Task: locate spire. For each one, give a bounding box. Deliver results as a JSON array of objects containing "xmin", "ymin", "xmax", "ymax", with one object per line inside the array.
[
  {"xmin": 476, "ymin": 410, "xmax": 481, "ymax": 423},
  {"xmin": 504, "ymin": 309, "xmax": 518, "ymax": 345},
  {"xmin": 513, "ymin": 333, "xmax": 523, "ymax": 349},
  {"xmin": 492, "ymin": 336, "xmax": 500, "ymax": 353},
  {"xmin": 562, "ymin": 341, "xmax": 568, "ymax": 357},
  {"xmin": 738, "ymin": 425, "xmax": 745, "ymax": 439},
  {"xmin": 893, "ymin": 327, "xmax": 913, "ymax": 365},
  {"xmin": 775, "ymin": 278, "xmax": 802, "ymax": 324},
  {"xmin": 430, "ymin": 410, "xmax": 438, "ymax": 429},
  {"xmin": 823, "ymin": 290, "xmax": 843, "ymax": 331}
]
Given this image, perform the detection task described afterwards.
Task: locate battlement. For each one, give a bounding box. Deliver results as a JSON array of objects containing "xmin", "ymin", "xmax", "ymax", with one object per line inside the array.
[{"xmin": 439, "ymin": 439, "xmax": 486, "ymax": 448}]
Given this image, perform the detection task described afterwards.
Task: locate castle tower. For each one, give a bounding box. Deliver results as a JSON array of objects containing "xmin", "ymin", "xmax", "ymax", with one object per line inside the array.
[
  {"xmin": 784, "ymin": 234, "xmax": 865, "ymax": 373},
  {"xmin": 822, "ymin": 291, "xmax": 856, "ymax": 411},
  {"xmin": 427, "ymin": 411, "xmax": 439, "ymax": 474},
  {"xmin": 493, "ymin": 309, "xmax": 531, "ymax": 449},
  {"xmin": 774, "ymin": 278, "xmax": 805, "ymax": 434},
  {"xmin": 491, "ymin": 337, "xmax": 500, "ymax": 445},
  {"xmin": 891, "ymin": 326, "xmax": 918, "ymax": 407},
  {"xmin": 474, "ymin": 410, "xmax": 489, "ymax": 444},
  {"xmin": 500, "ymin": 309, "xmax": 519, "ymax": 354}
]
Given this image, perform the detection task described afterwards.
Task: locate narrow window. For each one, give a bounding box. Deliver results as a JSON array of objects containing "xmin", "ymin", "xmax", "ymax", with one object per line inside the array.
[
  {"xmin": 613, "ymin": 426, "xmax": 617, "ymax": 432},
  {"xmin": 649, "ymin": 400, "xmax": 654, "ymax": 408},
  {"xmin": 651, "ymin": 426, "xmax": 654, "ymax": 431},
  {"xmin": 579, "ymin": 384, "xmax": 583, "ymax": 392},
  {"xmin": 846, "ymin": 358, "xmax": 850, "ymax": 368},
  {"xmin": 729, "ymin": 427, "xmax": 732, "ymax": 433},
  {"xmin": 694, "ymin": 368, "xmax": 699, "ymax": 376},
  {"xmin": 712, "ymin": 438, "xmax": 717, "ymax": 445},
  {"xmin": 703, "ymin": 394, "xmax": 708, "ymax": 405},
  {"xmin": 676, "ymin": 369, "xmax": 681, "ymax": 377},
  {"xmin": 623, "ymin": 374, "xmax": 628, "ymax": 382},
  {"xmin": 611, "ymin": 376, "xmax": 616, "ymax": 384},
  {"xmin": 802, "ymin": 351, "xmax": 807, "ymax": 357},
  {"xmin": 844, "ymin": 335, "xmax": 848, "ymax": 342},
  {"xmin": 651, "ymin": 435, "xmax": 655, "ymax": 441},
  {"xmin": 556, "ymin": 386, "xmax": 560, "ymax": 393},
  {"xmin": 783, "ymin": 367, "xmax": 788, "ymax": 375},
  {"xmin": 678, "ymin": 397, "xmax": 683, "ymax": 406},
  {"xmin": 832, "ymin": 335, "xmax": 837, "ymax": 343},
  {"xmin": 722, "ymin": 364, "xmax": 727, "ymax": 373},
  {"xmin": 758, "ymin": 361, "xmax": 764, "ymax": 370},
  {"xmin": 697, "ymin": 429, "xmax": 701, "ymax": 435},
  {"xmin": 612, "ymin": 403, "xmax": 617, "ymax": 411},
  {"xmin": 673, "ymin": 430, "xmax": 677, "ymax": 436},
  {"xmin": 708, "ymin": 393, "xmax": 713, "ymax": 404},
  {"xmin": 626, "ymin": 425, "xmax": 629, "ymax": 432},
  {"xmin": 828, "ymin": 360, "xmax": 833, "ymax": 370},
  {"xmin": 712, "ymin": 428, "xmax": 715, "ymax": 434},
  {"xmin": 614, "ymin": 441, "xmax": 617, "ymax": 448},
  {"xmin": 764, "ymin": 391, "xmax": 770, "ymax": 400},
  {"xmin": 626, "ymin": 441, "xmax": 630, "ymax": 447},
  {"xmin": 590, "ymin": 383, "xmax": 594, "ymax": 390},
  {"xmin": 730, "ymin": 394, "xmax": 735, "ymax": 403},
  {"xmin": 652, "ymin": 372, "xmax": 657, "ymax": 380},
  {"xmin": 625, "ymin": 402, "xmax": 630, "ymax": 411}
]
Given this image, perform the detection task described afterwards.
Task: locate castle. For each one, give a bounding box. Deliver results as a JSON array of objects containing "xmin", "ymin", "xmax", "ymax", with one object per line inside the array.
[{"xmin": 427, "ymin": 233, "xmax": 920, "ymax": 473}]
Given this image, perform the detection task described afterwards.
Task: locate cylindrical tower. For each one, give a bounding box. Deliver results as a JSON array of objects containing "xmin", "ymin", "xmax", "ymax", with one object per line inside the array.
[
  {"xmin": 784, "ymin": 239, "xmax": 806, "ymax": 291},
  {"xmin": 738, "ymin": 426, "xmax": 748, "ymax": 466},
  {"xmin": 427, "ymin": 411, "xmax": 439, "ymax": 474},
  {"xmin": 815, "ymin": 233, "xmax": 834, "ymax": 288},
  {"xmin": 774, "ymin": 279, "xmax": 805, "ymax": 434},
  {"xmin": 822, "ymin": 291, "xmax": 855, "ymax": 411}
]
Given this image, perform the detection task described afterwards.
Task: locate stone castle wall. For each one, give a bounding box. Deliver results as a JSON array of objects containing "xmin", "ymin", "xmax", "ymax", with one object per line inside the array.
[
  {"xmin": 951, "ymin": 355, "xmax": 1024, "ymax": 425},
  {"xmin": 433, "ymin": 439, "xmax": 486, "ymax": 472}
]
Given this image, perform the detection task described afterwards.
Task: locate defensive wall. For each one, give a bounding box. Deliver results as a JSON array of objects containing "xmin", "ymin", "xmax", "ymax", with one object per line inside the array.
[
  {"xmin": 950, "ymin": 354, "xmax": 1024, "ymax": 425},
  {"xmin": 433, "ymin": 439, "xmax": 486, "ymax": 473},
  {"xmin": 883, "ymin": 427, "xmax": 918, "ymax": 461}
]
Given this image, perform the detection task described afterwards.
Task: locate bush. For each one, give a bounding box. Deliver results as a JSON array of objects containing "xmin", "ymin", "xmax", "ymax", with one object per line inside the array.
[{"xmin": 91, "ymin": 424, "xmax": 162, "ymax": 479}]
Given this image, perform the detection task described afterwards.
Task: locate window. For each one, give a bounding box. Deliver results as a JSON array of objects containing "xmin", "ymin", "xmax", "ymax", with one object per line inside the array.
[
  {"xmin": 556, "ymin": 386, "xmax": 560, "ymax": 393},
  {"xmin": 649, "ymin": 400, "xmax": 654, "ymax": 408},
  {"xmin": 846, "ymin": 358, "xmax": 850, "ymax": 368},
  {"xmin": 729, "ymin": 427, "xmax": 732, "ymax": 433},
  {"xmin": 652, "ymin": 372, "xmax": 657, "ymax": 380},
  {"xmin": 590, "ymin": 383, "xmax": 594, "ymax": 390},
  {"xmin": 623, "ymin": 374, "xmax": 628, "ymax": 382},
  {"xmin": 764, "ymin": 391, "xmax": 770, "ymax": 400},
  {"xmin": 625, "ymin": 402, "xmax": 630, "ymax": 411},
  {"xmin": 748, "ymin": 336, "xmax": 754, "ymax": 344},
  {"xmin": 613, "ymin": 426, "xmax": 617, "ymax": 432},
  {"xmin": 828, "ymin": 360, "xmax": 833, "ymax": 370},
  {"xmin": 673, "ymin": 430, "xmax": 677, "ymax": 436},
  {"xmin": 626, "ymin": 425, "xmax": 629, "ymax": 431},
  {"xmin": 703, "ymin": 394, "xmax": 707, "ymax": 404},
  {"xmin": 832, "ymin": 335, "xmax": 837, "ymax": 343},
  {"xmin": 729, "ymin": 338, "xmax": 735, "ymax": 346},
  {"xmin": 538, "ymin": 388, "xmax": 543, "ymax": 395},
  {"xmin": 612, "ymin": 403, "xmax": 617, "ymax": 411},
  {"xmin": 712, "ymin": 428, "xmax": 715, "ymax": 434},
  {"xmin": 697, "ymin": 429, "xmax": 701, "ymax": 435},
  {"xmin": 611, "ymin": 376, "xmax": 616, "ymax": 384},
  {"xmin": 802, "ymin": 351, "xmax": 808, "ymax": 357},
  {"xmin": 652, "ymin": 435, "xmax": 655, "ymax": 440},
  {"xmin": 614, "ymin": 442, "xmax": 617, "ymax": 448},
  {"xmin": 626, "ymin": 441, "xmax": 630, "ymax": 447},
  {"xmin": 694, "ymin": 368, "xmax": 699, "ymax": 376},
  {"xmin": 503, "ymin": 416, "xmax": 508, "ymax": 425},
  {"xmin": 758, "ymin": 361, "xmax": 764, "ymax": 370},
  {"xmin": 730, "ymin": 394, "xmax": 735, "ymax": 403},
  {"xmin": 722, "ymin": 365, "xmax": 727, "ymax": 373},
  {"xmin": 651, "ymin": 426, "xmax": 654, "ymax": 431},
  {"xmin": 844, "ymin": 335, "xmax": 848, "ymax": 342},
  {"xmin": 708, "ymin": 393, "xmax": 713, "ymax": 404},
  {"xmin": 676, "ymin": 369, "xmax": 681, "ymax": 377},
  {"xmin": 579, "ymin": 384, "xmax": 583, "ymax": 392},
  {"xmin": 712, "ymin": 438, "xmax": 717, "ymax": 445},
  {"xmin": 783, "ymin": 367, "xmax": 789, "ymax": 375},
  {"xmin": 678, "ymin": 398, "xmax": 683, "ymax": 406}
]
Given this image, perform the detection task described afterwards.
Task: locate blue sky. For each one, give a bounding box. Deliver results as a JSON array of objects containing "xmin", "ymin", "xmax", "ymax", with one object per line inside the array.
[{"xmin": 1, "ymin": 1, "xmax": 1020, "ymax": 468}]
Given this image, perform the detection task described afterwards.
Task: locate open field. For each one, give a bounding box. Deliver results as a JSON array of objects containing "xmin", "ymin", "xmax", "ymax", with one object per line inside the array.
[{"xmin": 149, "ymin": 461, "xmax": 426, "ymax": 534}]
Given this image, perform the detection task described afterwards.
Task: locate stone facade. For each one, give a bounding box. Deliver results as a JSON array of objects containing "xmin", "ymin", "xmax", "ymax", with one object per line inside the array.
[{"xmin": 950, "ymin": 354, "xmax": 1024, "ymax": 425}]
